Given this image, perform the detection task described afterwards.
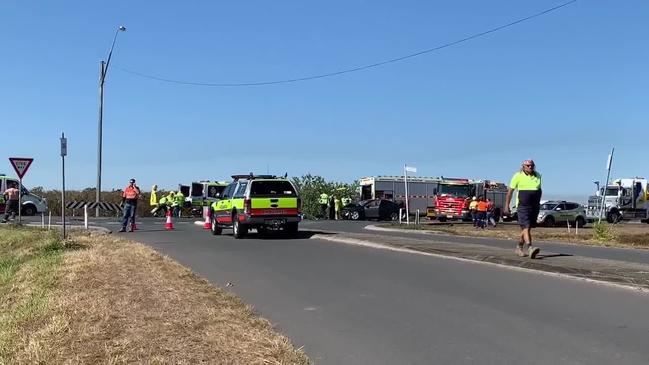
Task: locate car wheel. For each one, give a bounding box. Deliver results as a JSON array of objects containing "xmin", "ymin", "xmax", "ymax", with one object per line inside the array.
[
  {"xmin": 350, "ymin": 211, "xmax": 360, "ymax": 220},
  {"xmin": 544, "ymin": 216, "xmax": 555, "ymax": 227},
  {"xmin": 211, "ymin": 214, "xmax": 222, "ymax": 235},
  {"xmin": 21, "ymin": 204, "xmax": 37, "ymax": 216},
  {"xmin": 607, "ymin": 210, "xmax": 621, "ymax": 224},
  {"xmin": 390, "ymin": 212, "xmax": 399, "ymax": 221},
  {"xmin": 575, "ymin": 216, "xmax": 586, "ymax": 228},
  {"xmin": 233, "ymin": 216, "xmax": 247, "ymax": 239}
]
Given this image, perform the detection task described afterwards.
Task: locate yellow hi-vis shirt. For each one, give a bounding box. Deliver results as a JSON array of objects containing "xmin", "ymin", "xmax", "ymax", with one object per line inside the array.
[{"xmin": 510, "ymin": 171, "xmax": 542, "ymax": 206}]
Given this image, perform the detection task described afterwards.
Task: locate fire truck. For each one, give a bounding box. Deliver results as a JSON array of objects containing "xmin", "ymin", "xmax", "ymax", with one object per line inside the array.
[{"xmin": 428, "ymin": 178, "xmax": 508, "ymax": 222}]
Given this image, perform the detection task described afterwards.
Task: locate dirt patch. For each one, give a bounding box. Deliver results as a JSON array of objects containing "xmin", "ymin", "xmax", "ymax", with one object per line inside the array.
[
  {"xmin": 4, "ymin": 229, "xmax": 309, "ymax": 364},
  {"xmin": 382, "ymin": 221, "xmax": 649, "ymax": 249}
]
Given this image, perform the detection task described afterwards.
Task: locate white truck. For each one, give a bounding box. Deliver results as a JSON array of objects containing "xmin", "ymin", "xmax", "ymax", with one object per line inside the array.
[
  {"xmin": 586, "ymin": 178, "xmax": 649, "ymax": 223},
  {"xmin": 0, "ymin": 174, "xmax": 48, "ymax": 216},
  {"xmin": 358, "ymin": 176, "xmax": 441, "ymax": 214}
]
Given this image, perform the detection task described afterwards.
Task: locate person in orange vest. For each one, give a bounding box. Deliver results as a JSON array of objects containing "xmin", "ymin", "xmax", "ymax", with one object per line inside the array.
[
  {"xmin": 476, "ymin": 196, "xmax": 489, "ymax": 229},
  {"xmin": 119, "ymin": 178, "xmax": 141, "ymax": 232}
]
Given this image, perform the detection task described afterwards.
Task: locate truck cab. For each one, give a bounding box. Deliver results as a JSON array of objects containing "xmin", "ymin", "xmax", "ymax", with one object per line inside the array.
[
  {"xmin": 586, "ymin": 178, "xmax": 648, "ymax": 223},
  {"xmin": 0, "ymin": 174, "xmax": 48, "ymax": 216}
]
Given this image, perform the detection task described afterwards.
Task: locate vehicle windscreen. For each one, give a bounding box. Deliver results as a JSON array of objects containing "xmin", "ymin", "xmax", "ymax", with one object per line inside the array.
[
  {"xmin": 602, "ymin": 187, "xmax": 619, "ymax": 197},
  {"xmin": 207, "ymin": 185, "xmax": 225, "ymax": 198},
  {"xmin": 539, "ymin": 203, "xmax": 558, "ymax": 210},
  {"xmin": 438, "ymin": 184, "xmax": 470, "ymax": 197},
  {"xmin": 250, "ymin": 181, "xmax": 296, "ymax": 197}
]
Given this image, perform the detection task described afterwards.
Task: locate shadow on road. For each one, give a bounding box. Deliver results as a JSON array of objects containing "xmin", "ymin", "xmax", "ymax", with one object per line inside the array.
[
  {"xmin": 536, "ymin": 253, "xmax": 574, "ymax": 260},
  {"xmin": 222, "ymin": 230, "xmax": 330, "ymax": 240}
]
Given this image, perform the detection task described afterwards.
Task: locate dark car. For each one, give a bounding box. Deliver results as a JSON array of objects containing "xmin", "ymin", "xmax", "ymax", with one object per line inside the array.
[{"xmin": 342, "ymin": 199, "xmax": 402, "ymax": 221}]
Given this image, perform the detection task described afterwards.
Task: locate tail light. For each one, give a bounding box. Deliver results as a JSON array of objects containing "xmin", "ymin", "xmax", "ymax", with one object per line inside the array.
[{"xmin": 244, "ymin": 198, "xmax": 251, "ymax": 215}]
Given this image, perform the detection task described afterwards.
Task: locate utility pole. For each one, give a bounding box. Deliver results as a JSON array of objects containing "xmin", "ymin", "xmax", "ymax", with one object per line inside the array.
[{"xmin": 96, "ymin": 26, "xmax": 126, "ymax": 217}]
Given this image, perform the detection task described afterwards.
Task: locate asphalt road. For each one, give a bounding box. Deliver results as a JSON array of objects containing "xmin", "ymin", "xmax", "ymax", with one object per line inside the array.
[
  {"xmin": 92, "ymin": 218, "xmax": 649, "ymax": 365},
  {"xmin": 301, "ymin": 220, "xmax": 649, "ymax": 265}
]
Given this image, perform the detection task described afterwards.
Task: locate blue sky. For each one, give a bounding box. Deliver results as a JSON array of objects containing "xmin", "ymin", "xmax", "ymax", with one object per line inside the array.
[{"xmin": 1, "ymin": 0, "xmax": 646, "ymax": 201}]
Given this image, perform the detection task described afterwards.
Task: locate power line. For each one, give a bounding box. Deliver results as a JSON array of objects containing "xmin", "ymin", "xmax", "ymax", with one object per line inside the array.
[{"xmin": 114, "ymin": 0, "xmax": 577, "ymax": 87}]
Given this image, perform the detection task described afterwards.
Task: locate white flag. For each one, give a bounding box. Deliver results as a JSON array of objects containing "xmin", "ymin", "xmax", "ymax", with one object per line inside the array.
[{"xmin": 405, "ymin": 166, "xmax": 417, "ymax": 173}]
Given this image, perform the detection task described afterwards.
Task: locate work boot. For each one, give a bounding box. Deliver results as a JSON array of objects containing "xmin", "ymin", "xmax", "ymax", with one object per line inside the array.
[
  {"xmin": 515, "ymin": 244, "xmax": 527, "ymax": 257},
  {"xmin": 118, "ymin": 227, "xmax": 126, "ymax": 233},
  {"xmin": 528, "ymin": 246, "xmax": 540, "ymax": 259}
]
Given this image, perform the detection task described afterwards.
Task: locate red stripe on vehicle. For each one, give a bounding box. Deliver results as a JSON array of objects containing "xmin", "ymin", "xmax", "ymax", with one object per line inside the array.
[{"xmin": 250, "ymin": 208, "xmax": 299, "ymax": 216}]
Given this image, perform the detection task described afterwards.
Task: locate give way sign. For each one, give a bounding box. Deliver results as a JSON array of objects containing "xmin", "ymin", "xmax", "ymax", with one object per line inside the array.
[{"xmin": 9, "ymin": 157, "xmax": 34, "ymax": 179}]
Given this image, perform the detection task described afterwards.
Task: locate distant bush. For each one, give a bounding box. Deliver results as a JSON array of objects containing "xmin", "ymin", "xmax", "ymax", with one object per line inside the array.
[{"xmin": 291, "ymin": 175, "xmax": 358, "ymax": 219}]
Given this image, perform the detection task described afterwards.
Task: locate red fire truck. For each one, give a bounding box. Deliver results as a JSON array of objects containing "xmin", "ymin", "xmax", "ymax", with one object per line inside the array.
[{"xmin": 427, "ymin": 178, "xmax": 508, "ymax": 222}]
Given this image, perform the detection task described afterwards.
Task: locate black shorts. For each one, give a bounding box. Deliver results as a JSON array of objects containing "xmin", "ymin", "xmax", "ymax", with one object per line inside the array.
[{"xmin": 517, "ymin": 205, "xmax": 539, "ymax": 229}]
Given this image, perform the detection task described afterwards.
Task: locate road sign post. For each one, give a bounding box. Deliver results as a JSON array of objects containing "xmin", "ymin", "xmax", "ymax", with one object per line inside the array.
[
  {"xmin": 8, "ymin": 157, "xmax": 33, "ymax": 224},
  {"xmin": 404, "ymin": 165, "xmax": 417, "ymax": 225},
  {"xmin": 61, "ymin": 133, "xmax": 67, "ymax": 239}
]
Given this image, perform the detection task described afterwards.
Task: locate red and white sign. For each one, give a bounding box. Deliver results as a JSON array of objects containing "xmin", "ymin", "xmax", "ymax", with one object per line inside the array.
[{"xmin": 9, "ymin": 157, "xmax": 33, "ymax": 179}]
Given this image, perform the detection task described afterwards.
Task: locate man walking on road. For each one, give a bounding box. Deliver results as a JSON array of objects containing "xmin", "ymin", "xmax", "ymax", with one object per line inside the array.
[
  {"xmin": 504, "ymin": 160, "xmax": 542, "ymax": 258},
  {"xmin": 2, "ymin": 182, "xmax": 20, "ymax": 223},
  {"xmin": 119, "ymin": 178, "xmax": 141, "ymax": 232}
]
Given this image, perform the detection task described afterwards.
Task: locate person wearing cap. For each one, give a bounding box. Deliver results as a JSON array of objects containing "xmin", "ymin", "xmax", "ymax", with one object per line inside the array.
[
  {"xmin": 119, "ymin": 178, "xmax": 141, "ymax": 232},
  {"xmin": 504, "ymin": 159, "xmax": 542, "ymax": 258}
]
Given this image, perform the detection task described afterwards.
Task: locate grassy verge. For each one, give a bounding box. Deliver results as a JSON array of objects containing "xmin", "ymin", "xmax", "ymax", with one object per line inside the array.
[
  {"xmin": 0, "ymin": 225, "xmax": 64, "ymax": 362},
  {"xmin": 380, "ymin": 221, "xmax": 649, "ymax": 249},
  {"xmin": 0, "ymin": 226, "xmax": 309, "ymax": 364}
]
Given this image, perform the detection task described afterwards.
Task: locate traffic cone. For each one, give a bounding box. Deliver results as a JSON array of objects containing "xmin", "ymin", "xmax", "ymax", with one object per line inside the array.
[
  {"xmin": 165, "ymin": 209, "xmax": 174, "ymax": 230},
  {"xmin": 203, "ymin": 206, "xmax": 212, "ymax": 230}
]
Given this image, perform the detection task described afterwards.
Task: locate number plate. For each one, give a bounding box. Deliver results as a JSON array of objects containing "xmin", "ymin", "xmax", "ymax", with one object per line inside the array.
[
  {"xmin": 265, "ymin": 219, "xmax": 286, "ymax": 226},
  {"xmin": 263, "ymin": 209, "xmax": 286, "ymax": 215}
]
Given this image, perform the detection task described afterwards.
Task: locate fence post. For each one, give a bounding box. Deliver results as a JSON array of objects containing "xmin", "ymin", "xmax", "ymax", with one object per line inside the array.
[
  {"xmin": 416, "ymin": 209, "xmax": 420, "ymax": 227},
  {"xmin": 48, "ymin": 212, "xmax": 51, "ymax": 230},
  {"xmin": 84, "ymin": 204, "xmax": 89, "ymax": 229},
  {"xmin": 399, "ymin": 208, "xmax": 403, "ymax": 224},
  {"xmin": 41, "ymin": 212, "xmax": 44, "ymax": 228}
]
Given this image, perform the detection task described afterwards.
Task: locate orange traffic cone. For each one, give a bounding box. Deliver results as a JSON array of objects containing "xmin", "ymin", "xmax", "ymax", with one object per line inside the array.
[
  {"xmin": 165, "ymin": 209, "xmax": 174, "ymax": 230},
  {"xmin": 203, "ymin": 207, "xmax": 212, "ymax": 230}
]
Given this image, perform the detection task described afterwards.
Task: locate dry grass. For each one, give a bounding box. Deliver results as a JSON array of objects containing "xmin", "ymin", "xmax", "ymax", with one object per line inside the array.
[
  {"xmin": 1, "ymin": 227, "xmax": 309, "ymax": 364},
  {"xmin": 385, "ymin": 221, "xmax": 649, "ymax": 249}
]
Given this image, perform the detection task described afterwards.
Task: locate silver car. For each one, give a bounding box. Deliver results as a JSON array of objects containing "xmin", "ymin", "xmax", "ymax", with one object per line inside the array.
[{"xmin": 537, "ymin": 201, "xmax": 587, "ymax": 227}]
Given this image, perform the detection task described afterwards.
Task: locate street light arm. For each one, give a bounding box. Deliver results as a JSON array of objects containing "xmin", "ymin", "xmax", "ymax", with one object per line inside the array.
[{"xmin": 101, "ymin": 26, "xmax": 126, "ymax": 85}]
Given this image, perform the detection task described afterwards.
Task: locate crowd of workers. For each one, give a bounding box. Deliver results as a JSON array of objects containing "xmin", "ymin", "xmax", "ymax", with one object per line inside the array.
[
  {"xmin": 467, "ymin": 196, "xmax": 498, "ymax": 229},
  {"xmin": 318, "ymin": 191, "xmax": 352, "ymax": 220}
]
